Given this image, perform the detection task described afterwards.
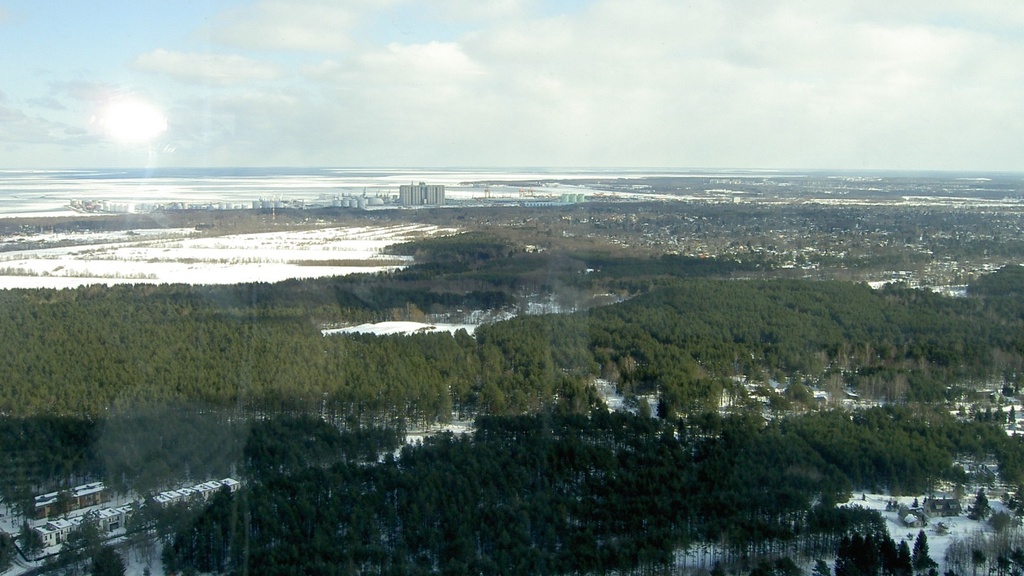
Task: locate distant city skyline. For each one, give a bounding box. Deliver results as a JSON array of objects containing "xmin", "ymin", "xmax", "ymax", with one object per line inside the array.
[{"xmin": 1, "ymin": 0, "xmax": 1022, "ymax": 171}]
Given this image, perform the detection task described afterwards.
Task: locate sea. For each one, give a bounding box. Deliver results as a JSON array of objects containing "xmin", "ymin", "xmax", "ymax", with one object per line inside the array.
[
  {"xmin": 2, "ymin": 167, "xmax": 1021, "ymax": 219},
  {"xmin": 0, "ymin": 167, "xmax": 713, "ymax": 219}
]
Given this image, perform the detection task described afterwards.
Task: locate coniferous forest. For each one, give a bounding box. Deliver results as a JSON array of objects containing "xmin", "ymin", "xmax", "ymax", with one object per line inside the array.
[{"xmin": 2, "ymin": 232, "xmax": 1024, "ymax": 575}]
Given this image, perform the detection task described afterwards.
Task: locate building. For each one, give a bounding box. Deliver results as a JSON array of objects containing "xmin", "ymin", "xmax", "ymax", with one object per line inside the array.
[
  {"xmin": 34, "ymin": 503, "xmax": 136, "ymax": 548},
  {"xmin": 399, "ymin": 182, "xmax": 445, "ymax": 206},
  {"xmin": 34, "ymin": 482, "xmax": 111, "ymax": 519},
  {"xmin": 32, "ymin": 478, "xmax": 240, "ymax": 550},
  {"xmin": 35, "ymin": 517, "xmax": 81, "ymax": 548},
  {"xmin": 924, "ymin": 496, "xmax": 962, "ymax": 517},
  {"xmin": 94, "ymin": 505, "xmax": 133, "ymax": 532},
  {"xmin": 153, "ymin": 478, "xmax": 240, "ymax": 507}
]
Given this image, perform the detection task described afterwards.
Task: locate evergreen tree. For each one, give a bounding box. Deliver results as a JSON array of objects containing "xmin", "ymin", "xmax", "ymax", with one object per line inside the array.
[
  {"xmin": 0, "ymin": 533, "xmax": 15, "ymax": 573},
  {"xmin": 18, "ymin": 521, "xmax": 43, "ymax": 560},
  {"xmin": 969, "ymin": 489, "xmax": 990, "ymax": 520},
  {"xmin": 91, "ymin": 546, "xmax": 126, "ymax": 576},
  {"xmin": 814, "ymin": 559, "xmax": 832, "ymax": 576},
  {"xmin": 897, "ymin": 540, "xmax": 913, "ymax": 576},
  {"xmin": 971, "ymin": 549, "xmax": 986, "ymax": 576},
  {"xmin": 879, "ymin": 536, "xmax": 898, "ymax": 576},
  {"xmin": 912, "ymin": 531, "xmax": 937, "ymax": 574}
]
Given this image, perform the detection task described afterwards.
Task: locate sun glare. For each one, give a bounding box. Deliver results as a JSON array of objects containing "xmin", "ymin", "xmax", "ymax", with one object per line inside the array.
[{"xmin": 97, "ymin": 97, "xmax": 168, "ymax": 144}]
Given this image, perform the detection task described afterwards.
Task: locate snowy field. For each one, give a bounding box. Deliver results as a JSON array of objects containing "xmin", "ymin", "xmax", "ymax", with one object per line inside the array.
[
  {"xmin": 844, "ymin": 491, "xmax": 1011, "ymax": 571},
  {"xmin": 0, "ymin": 223, "xmax": 455, "ymax": 288},
  {"xmin": 323, "ymin": 320, "xmax": 478, "ymax": 337}
]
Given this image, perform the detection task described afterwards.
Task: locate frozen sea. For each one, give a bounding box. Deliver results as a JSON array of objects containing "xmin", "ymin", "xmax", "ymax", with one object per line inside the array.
[
  {"xmin": 0, "ymin": 167, "xmax": 670, "ymax": 288},
  {"xmin": 0, "ymin": 167, "xmax": 706, "ymax": 218}
]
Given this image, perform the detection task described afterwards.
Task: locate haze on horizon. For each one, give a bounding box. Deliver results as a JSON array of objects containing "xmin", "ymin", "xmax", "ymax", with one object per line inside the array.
[{"xmin": 1, "ymin": 0, "xmax": 1022, "ymax": 172}]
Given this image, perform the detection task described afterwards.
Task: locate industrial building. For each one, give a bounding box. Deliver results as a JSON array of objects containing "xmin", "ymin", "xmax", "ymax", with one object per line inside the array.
[{"xmin": 399, "ymin": 182, "xmax": 445, "ymax": 206}]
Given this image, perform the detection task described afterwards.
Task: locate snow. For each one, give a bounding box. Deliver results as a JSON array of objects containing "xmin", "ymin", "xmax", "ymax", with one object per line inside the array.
[
  {"xmin": 593, "ymin": 378, "xmax": 631, "ymax": 413},
  {"xmin": 323, "ymin": 321, "xmax": 477, "ymax": 337},
  {"xmin": 842, "ymin": 492, "xmax": 1011, "ymax": 569},
  {"xmin": 0, "ymin": 224, "xmax": 454, "ymax": 288},
  {"xmin": 402, "ymin": 419, "xmax": 475, "ymax": 448}
]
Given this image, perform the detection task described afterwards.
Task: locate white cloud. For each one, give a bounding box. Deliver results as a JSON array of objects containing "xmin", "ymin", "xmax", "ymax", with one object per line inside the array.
[
  {"xmin": 404, "ymin": 0, "xmax": 1024, "ymax": 168},
  {"xmin": 159, "ymin": 0, "xmax": 1022, "ymax": 169},
  {"xmin": 133, "ymin": 49, "xmax": 283, "ymax": 86},
  {"xmin": 27, "ymin": 96, "xmax": 67, "ymax": 110},
  {"xmin": 430, "ymin": 0, "xmax": 529, "ymax": 22},
  {"xmin": 210, "ymin": 0, "xmax": 358, "ymax": 52},
  {"xmin": 0, "ymin": 104, "xmax": 93, "ymax": 146},
  {"xmin": 359, "ymin": 41, "xmax": 484, "ymax": 86},
  {"xmin": 22, "ymin": 0, "xmax": 1017, "ymax": 169}
]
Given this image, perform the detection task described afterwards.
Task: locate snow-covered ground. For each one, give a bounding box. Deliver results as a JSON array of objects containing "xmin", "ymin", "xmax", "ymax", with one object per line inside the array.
[
  {"xmin": 593, "ymin": 378, "xmax": 631, "ymax": 413},
  {"xmin": 323, "ymin": 320, "xmax": 478, "ymax": 337},
  {"xmin": 0, "ymin": 223, "xmax": 454, "ymax": 288},
  {"xmin": 843, "ymin": 491, "xmax": 1012, "ymax": 570},
  {"xmin": 402, "ymin": 419, "xmax": 475, "ymax": 448}
]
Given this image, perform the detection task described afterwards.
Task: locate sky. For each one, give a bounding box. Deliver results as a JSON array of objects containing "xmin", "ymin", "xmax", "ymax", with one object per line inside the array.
[{"xmin": 1, "ymin": 0, "xmax": 1023, "ymax": 171}]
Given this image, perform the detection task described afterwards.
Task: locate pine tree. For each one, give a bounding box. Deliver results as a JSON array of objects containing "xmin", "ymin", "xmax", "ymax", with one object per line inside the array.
[
  {"xmin": 969, "ymin": 489, "xmax": 990, "ymax": 520},
  {"xmin": 897, "ymin": 540, "xmax": 913, "ymax": 576},
  {"xmin": 91, "ymin": 546, "xmax": 126, "ymax": 576},
  {"xmin": 814, "ymin": 559, "xmax": 832, "ymax": 576},
  {"xmin": 912, "ymin": 531, "xmax": 937, "ymax": 574},
  {"xmin": 971, "ymin": 549, "xmax": 986, "ymax": 576}
]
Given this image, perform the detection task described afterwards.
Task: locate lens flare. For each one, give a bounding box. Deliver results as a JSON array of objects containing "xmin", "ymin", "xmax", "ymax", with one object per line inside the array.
[{"xmin": 97, "ymin": 97, "xmax": 168, "ymax": 144}]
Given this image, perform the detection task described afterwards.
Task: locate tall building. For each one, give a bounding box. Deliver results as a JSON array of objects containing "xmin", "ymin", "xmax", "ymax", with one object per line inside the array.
[{"xmin": 399, "ymin": 182, "xmax": 445, "ymax": 206}]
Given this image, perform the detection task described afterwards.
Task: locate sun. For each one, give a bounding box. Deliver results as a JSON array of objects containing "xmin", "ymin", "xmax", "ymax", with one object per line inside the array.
[{"xmin": 97, "ymin": 97, "xmax": 168, "ymax": 144}]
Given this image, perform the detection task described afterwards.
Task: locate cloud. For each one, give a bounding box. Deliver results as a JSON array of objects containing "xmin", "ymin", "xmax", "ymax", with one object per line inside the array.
[
  {"xmin": 402, "ymin": 0, "xmax": 1024, "ymax": 168},
  {"xmin": 27, "ymin": 96, "xmax": 67, "ymax": 110},
  {"xmin": 33, "ymin": 0, "xmax": 1015, "ymax": 169},
  {"xmin": 133, "ymin": 50, "xmax": 283, "ymax": 86},
  {"xmin": 429, "ymin": 0, "xmax": 529, "ymax": 22},
  {"xmin": 0, "ymin": 104, "xmax": 93, "ymax": 146},
  {"xmin": 210, "ymin": 0, "xmax": 358, "ymax": 52},
  {"xmin": 52, "ymin": 80, "xmax": 118, "ymax": 103}
]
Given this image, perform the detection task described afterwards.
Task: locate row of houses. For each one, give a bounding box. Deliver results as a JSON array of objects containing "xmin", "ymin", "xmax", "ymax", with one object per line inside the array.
[
  {"xmin": 31, "ymin": 478, "xmax": 240, "ymax": 548},
  {"xmin": 33, "ymin": 482, "xmax": 111, "ymax": 520},
  {"xmin": 34, "ymin": 504, "xmax": 134, "ymax": 548},
  {"xmin": 154, "ymin": 478, "xmax": 240, "ymax": 506}
]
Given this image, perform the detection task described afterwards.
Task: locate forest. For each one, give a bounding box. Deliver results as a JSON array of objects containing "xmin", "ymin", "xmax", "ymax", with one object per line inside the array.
[
  {"xmin": 0, "ymin": 257, "xmax": 1020, "ymax": 421},
  {"xmin": 2, "ymin": 233, "xmax": 1024, "ymax": 574},
  {"xmin": 153, "ymin": 407, "xmax": 1017, "ymax": 575}
]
